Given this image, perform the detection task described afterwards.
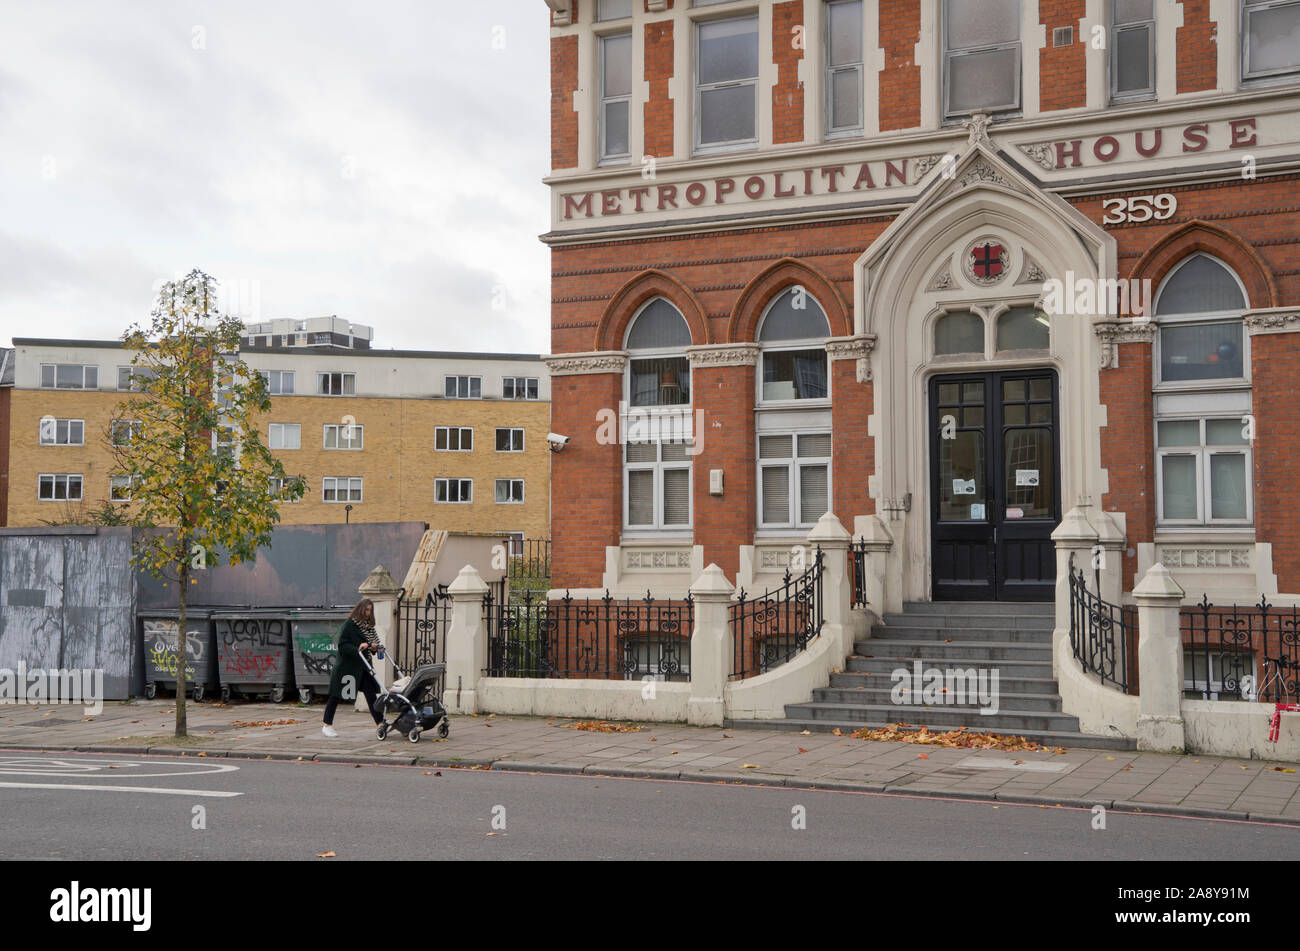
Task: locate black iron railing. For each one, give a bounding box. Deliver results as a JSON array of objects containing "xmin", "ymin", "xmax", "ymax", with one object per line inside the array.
[
  {"xmin": 730, "ymin": 548, "xmax": 825, "ymax": 680},
  {"xmin": 849, "ymin": 538, "xmax": 868, "ymax": 608},
  {"xmin": 1068, "ymin": 557, "xmax": 1139, "ymax": 695},
  {"xmin": 394, "ymin": 579, "xmax": 504, "ymax": 671},
  {"xmin": 484, "ymin": 588, "xmax": 693, "ymax": 680},
  {"xmin": 1182, "ymin": 596, "xmax": 1300, "ymax": 703},
  {"xmin": 507, "ymin": 538, "xmax": 551, "ymax": 592}
]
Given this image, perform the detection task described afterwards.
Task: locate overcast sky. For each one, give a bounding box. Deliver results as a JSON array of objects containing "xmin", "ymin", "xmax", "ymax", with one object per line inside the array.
[{"xmin": 0, "ymin": 1, "xmax": 552, "ymax": 354}]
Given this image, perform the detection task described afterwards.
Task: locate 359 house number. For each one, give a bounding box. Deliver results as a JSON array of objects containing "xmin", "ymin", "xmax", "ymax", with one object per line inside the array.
[{"xmin": 1102, "ymin": 193, "xmax": 1178, "ymax": 225}]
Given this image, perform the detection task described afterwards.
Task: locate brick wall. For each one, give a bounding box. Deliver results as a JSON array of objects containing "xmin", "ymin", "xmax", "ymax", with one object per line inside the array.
[
  {"xmin": 1098, "ymin": 344, "xmax": 1154, "ymax": 591},
  {"xmin": 644, "ymin": 20, "xmax": 675, "ymax": 158},
  {"xmin": 772, "ymin": 0, "xmax": 806, "ymax": 145},
  {"xmin": 691, "ymin": 363, "xmax": 756, "ymax": 577},
  {"xmin": 1252, "ymin": 333, "xmax": 1300, "ymax": 591},
  {"xmin": 1039, "ymin": 0, "xmax": 1087, "ymax": 111},
  {"xmin": 831, "ymin": 359, "xmax": 873, "ymax": 520},
  {"xmin": 878, "ymin": 0, "xmax": 921, "ymax": 131},
  {"xmin": 0, "ymin": 385, "xmax": 9, "ymax": 527},
  {"xmin": 1176, "ymin": 0, "xmax": 1218, "ymax": 94},
  {"xmin": 552, "ymin": 34, "xmax": 580, "ymax": 170}
]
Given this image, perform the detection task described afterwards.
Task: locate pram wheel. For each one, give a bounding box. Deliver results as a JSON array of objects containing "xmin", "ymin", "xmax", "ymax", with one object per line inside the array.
[
  {"xmin": 407, "ymin": 728, "xmax": 421, "ymax": 744},
  {"xmin": 376, "ymin": 723, "xmax": 388, "ymax": 740},
  {"xmin": 437, "ymin": 720, "xmax": 449, "ymax": 739}
]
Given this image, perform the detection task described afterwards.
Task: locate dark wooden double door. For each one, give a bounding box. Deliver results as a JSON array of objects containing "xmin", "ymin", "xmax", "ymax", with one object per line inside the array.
[{"xmin": 929, "ymin": 369, "xmax": 1061, "ymax": 601}]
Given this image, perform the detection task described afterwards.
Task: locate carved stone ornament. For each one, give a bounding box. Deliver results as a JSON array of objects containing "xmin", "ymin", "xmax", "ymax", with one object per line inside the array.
[
  {"xmin": 825, "ymin": 334, "xmax": 877, "ymax": 382},
  {"xmin": 1243, "ymin": 308, "xmax": 1300, "ymax": 336},
  {"xmin": 685, "ymin": 343, "xmax": 760, "ymax": 367},
  {"xmin": 913, "ymin": 153, "xmax": 947, "ymax": 179},
  {"xmin": 625, "ymin": 548, "xmax": 691, "ymax": 571},
  {"xmin": 962, "ymin": 111, "xmax": 993, "ymax": 148},
  {"xmin": 963, "ymin": 236, "xmax": 1011, "ymax": 287},
  {"xmin": 1093, "ymin": 320, "xmax": 1157, "ymax": 369},
  {"xmin": 927, "ymin": 257, "xmax": 957, "ymax": 291},
  {"xmin": 957, "ymin": 159, "xmax": 1011, "ymax": 189},
  {"xmin": 1015, "ymin": 252, "xmax": 1048, "ymax": 287},
  {"xmin": 1160, "ymin": 547, "xmax": 1252, "ymax": 569},
  {"xmin": 542, "ymin": 350, "xmax": 628, "ymax": 375},
  {"xmin": 1018, "ymin": 142, "xmax": 1055, "ymax": 171}
]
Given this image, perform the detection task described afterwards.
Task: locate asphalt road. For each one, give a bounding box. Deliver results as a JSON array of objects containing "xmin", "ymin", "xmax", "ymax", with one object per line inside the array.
[{"xmin": 1, "ymin": 750, "xmax": 1297, "ymax": 861}]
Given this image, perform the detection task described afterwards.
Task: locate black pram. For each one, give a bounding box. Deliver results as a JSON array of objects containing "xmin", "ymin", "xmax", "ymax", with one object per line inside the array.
[{"xmin": 357, "ymin": 649, "xmax": 450, "ymax": 744}]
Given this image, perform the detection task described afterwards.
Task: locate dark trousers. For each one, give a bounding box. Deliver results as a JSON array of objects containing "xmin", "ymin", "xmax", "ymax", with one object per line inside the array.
[{"xmin": 323, "ymin": 673, "xmax": 382, "ymax": 725}]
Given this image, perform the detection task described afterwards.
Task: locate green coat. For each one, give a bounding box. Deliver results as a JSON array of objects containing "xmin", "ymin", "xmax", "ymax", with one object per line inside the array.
[{"xmin": 327, "ymin": 619, "xmax": 370, "ymax": 700}]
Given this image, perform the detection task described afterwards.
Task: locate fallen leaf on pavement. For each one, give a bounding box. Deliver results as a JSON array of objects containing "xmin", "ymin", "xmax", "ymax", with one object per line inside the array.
[
  {"xmin": 917, "ymin": 753, "xmax": 929, "ymax": 759},
  {"xmin": 797, "ymin": 748, "xmax": 809, "ymax": 754},
  {"xmin": 567, "ymin": 721, "xmax": 642, "ymax": 733},
  {"xmin": 741, "ymin": 764, "xmax": 758, "ymax": 769},
  {"xmin": 317, "ymin": 851, "xmax": 336, "ymax": 858}
]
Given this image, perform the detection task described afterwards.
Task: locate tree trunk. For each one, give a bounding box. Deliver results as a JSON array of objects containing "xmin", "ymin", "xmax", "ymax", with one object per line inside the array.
[{"xmin": 176, "ymin": 553, "xmax": 189, "ymax": 737}]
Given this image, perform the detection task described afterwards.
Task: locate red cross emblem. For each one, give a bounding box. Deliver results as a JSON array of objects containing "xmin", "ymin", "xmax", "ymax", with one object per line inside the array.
[{"xmin": 972, "ymin": 243, "xmax": 1004, "ymax": 279}]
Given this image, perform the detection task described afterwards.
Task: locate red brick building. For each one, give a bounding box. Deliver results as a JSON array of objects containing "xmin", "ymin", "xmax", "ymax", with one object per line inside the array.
[{"xmin": 540, "ymin": 0, "xmax": 1300, "ymax": 613}]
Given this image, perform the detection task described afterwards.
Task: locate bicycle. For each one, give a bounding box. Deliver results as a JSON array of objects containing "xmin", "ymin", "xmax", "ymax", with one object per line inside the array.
[{"xmin": 1254, "ymin": 655, "xmax": 1300, "ymax": 743}]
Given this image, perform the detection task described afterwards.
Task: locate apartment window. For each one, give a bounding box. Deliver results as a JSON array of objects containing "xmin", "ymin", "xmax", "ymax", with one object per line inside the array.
[
  {"xmin": 444, "ymin": 375, "xmax": 482, "ymax": 399},
  {"xmin": 40, "ymin": 364, "xmax": 98, "ymax": 389},
  {"xmin": 323, "ymin": 423, "xmax": 364, "ymax": 450},
  {"xmin": 943, "ymin": 0, "xmax": 1021, "ymax": 119},
  {"xmin": 269, "ymin": 476, "xmax": 304, "ymax": 501},
  {"xmin": 502, "ymin": 377, "xmax": 540, "ymax": 400},
  {"xmin": 109, "ymin": 420, "xmax": 142, "ymax": 446},
  {"xmin": 110, "ymin": 475, "xmax": 136, "ymax": 502},
  {"xmin": 435, "ymin": 426, "xmax": 474, "ymax": 451},
  {"xmin": 117, "ymin": 366, "xmax": 156, "ymax": 391},
  {"xmin": 600, "ymin": 33, "xmax": 633, "ymax": 162},
  {"xmin": 435, "ymin": 478, "xmax": 473, "ymax": 503},
  {"xmin": 39, "ymin": 418, "xmax": 84, "ymax": 446},
  {"xmin": 496, "ymin": 428, "xmax": 525, "ymax": 452},
  {"xmin": 1242, "ymin": 0, "xmax": 1300, "ymax": 80},
  {"xmin": 759, "ymin": 288, "xmax": 831, "ymax": 402},
  {"xmin": 759, "ymin": 433, "xmax": 832, "ymax": 529},
  {"xmin": 1156, "ymin": 418, "xmax": 1252, "ymax": 524},
  {"xmin": 1155, "ymin": 255, "xmax": 1248, "ymax": 384},
  {"xmin": 626, "ymin": 298, "xmax": 692, "ymax": 407},
  {"xmin": 39, "ymin": 474, "xmax": 83, "ymax": 501},
  {"xmin": 495, "ymin": 479, "xmax": 525, "ymax": 504},
  {"xmin": 317, "ymin": 372, "xmax": 355, "ymax": 396},
  {"xmin": 825, "ymin": 0, "xmax": 864, "ymax": 135},
  {"xmin": 258, "ymin": 370, "xmax": 295, "ymax": 395},
  {"xmin": 322, "ymin": 477, "xmax": 363, "ymax": 502},
  {"xmin": 696, "ymin": 15, "xmax": 759, "ymax": 150},
  {"xmin": 268, "ymin": 423, "xmax": 301, "ymax": 450},
  {"xmin": 1111, "ymin": 0, "xmax": 1155, "ymax": 100},
  {"xmin": 597, "ymin": 0, "xmax": 633, "ymax": 17},
  {"xmin": 625, "ymin": 440, "xmax": 692, "ymax": 530}
]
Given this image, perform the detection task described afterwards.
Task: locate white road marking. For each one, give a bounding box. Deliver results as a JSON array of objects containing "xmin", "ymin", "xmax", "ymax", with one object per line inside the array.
[
  {"xmin": 0, "ymin": 781, "xmax": 241, "ymax": 798},
  {"xmin": 0, "ymin": 757, "xmax": 240, "ymax": 778}
]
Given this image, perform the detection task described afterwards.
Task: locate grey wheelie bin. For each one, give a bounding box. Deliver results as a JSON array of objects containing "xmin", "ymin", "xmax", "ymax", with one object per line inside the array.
[
  {"xmin": 139, "ymin": 610, "xmax": 218, "ymax": 702},
  {"xmin": 213, "ymin": 611, "xmax": 295, "ymax": 703},
  {"xmin": 289, "ymin": 612, "xmax": 346, "ymax": 704}
]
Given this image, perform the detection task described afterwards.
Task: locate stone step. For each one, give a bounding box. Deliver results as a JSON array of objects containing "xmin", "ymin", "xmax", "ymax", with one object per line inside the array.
[
  {"xmin": 848, "ymin": 656, "xmax": 1056, "ymax": 679},
  {"xmin": 853, "ymin": 638, "xmax": 1053, "ymax": 662},
  {"xmin": 784, "ymin": 701, "xmax": 1081, "ymax": 733},
  {"xmin": 901, "ymin": 601, "xmax": 1056, "ymax": 617},
  {"xmin": 870, "ymin": 625, "xmax": 1054, "ymax": 643},
  {"xmin": 724, "ymin": 717, "xmax": 1138, "ymax": 751},
  {"xmin": 879, "ymin": 612, "xmax": 1056, "ymax": 632},
  {"xmin": 814, "ymin": 685, "xmax": 1064, "ymax": 712},
  {"xmin": 830, "ymin": 670, "xmax": 1062, "ymax": 695}
]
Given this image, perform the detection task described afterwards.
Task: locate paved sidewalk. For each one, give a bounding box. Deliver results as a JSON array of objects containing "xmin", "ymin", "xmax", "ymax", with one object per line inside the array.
[{"xmin": 3, "ymin": 700, "xmax": 1300, "ymax": 825}]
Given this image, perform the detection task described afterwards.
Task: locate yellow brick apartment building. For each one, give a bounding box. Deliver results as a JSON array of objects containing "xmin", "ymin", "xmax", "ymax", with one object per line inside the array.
[{"xmin": 0, "ymin": 338, "xmax": 551, "ymax": 541}]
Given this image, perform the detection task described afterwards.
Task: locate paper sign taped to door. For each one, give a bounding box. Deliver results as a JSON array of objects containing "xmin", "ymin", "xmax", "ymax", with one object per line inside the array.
[
  {"xmin": 1015, "ymin": 469, "xmax": 1040, "ymax": 487},
  {"xmin": 953, "ymin": 478, "xmax": 976, "ymax": 495},
  {"xmin": 970, "ymin": 503, "xmax": 986, "ymax": 520},
  {"xmin": 1006, "ymin": 507, "xmax": 1025, "ymax": 519}
]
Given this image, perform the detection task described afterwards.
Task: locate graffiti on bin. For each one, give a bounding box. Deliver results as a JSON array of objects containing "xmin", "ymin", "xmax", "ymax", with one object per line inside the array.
[
  {"xmin": 295, "ymin": 632, "xmax": 338, "ymax": 677},
  {"xmin": 224, "ymin": 647, "xmax": 282, "ymax": 676},
  {"xmin": 219, "ymin": 618, "xmax": 287, "ymax": 648},
  {"xmin": 143, "ymin": 620, "xmax": 203, "ymax": 678}
]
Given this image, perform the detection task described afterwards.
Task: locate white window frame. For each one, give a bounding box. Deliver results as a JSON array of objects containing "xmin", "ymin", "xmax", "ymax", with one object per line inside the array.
[
  {"xmin": 824, "ymin": 0, "xmax": 865, "ymax": 137},
  {"xmin": 41, "ymin": 364, "xmax": 98, "ymax": 390},
  {"xmin": 434, "ymin": 478, "xmax": 474, "ymax": 503},
  {"xmin": 109, "ymin": 419, "xmax": 142, "ymax": 447},
  {"xmin": 496, "ymin": 427, "xmax": 525, "ymax": 452},
  {"xmin": 435, "ymin": 426, "xmax": 474, "ymax": 452},
  {"xmin": 322, "ymin": 423, "xmax": 364, "ymax": 450},
  {"xmin": 495, "ymin": 478, "xmax": 526, "ymax": 504},
  {"xmin": 268, "ymin": 422, "xmax": 301, "ymax": 450},
  {"xmin": 599, "ymin": 31, "xmax": 633, "ymax": 164},
  {"xmin": 756, "ymin": 292, "xmax": 833, "ymax": 407},
  {"xmin": 269, "ymin": 476, "xmax": 303, "ymax": 502},
  {"xmin": 624, "ymin": 441, "xmax": 693, "ymax": 533},
  {"xmin": 502, "ymin": 376, "xmax": 540, "ymax": 400},
  {"xmin": 941, "ymin": 0, "xmax": 1022, "ymax": 121},
  {"xmin": 38, "ymin": 473, "xmax": 83, "ymax": 501},
  {"xmin": 694, "ymin": 13, "xmax": 760, "ymax": 154},
  {"xmin": 110, "ymin": 474, "xmax": 136, "ymax": 502},
  {"xmin": 39, "ymin": 418, "xmax": 85, "ymax": 446},
  {"xmin": 757, "ymin": 432, "xmax": 833, "ymax": 531},
  {"xmin": 322, "ymin": 476, "xmax": 363, "ymax": 503},
  {"xmin": 1153, "ymin": 260, "xmax": 1252, "ymax": 391},
  {"xmin": 1110, "ymin": 0, "xmax": 1156, "ymax": 102},
  {"xmin": 444, "ymin": 375, "xmax": 482, "ymax": 399},
  {"xmin": 1155, "ymin": 417, "xmax": 1253, "ymax": 527},
  {"xmin": 259, "ymin": 369, "xmax": 296, "ymax": 395},
  {"xmin": 1242, "ymin": 0, "xmax": 1300, "ymax": 81},
  {"xmin": 317, "ymin": 371, "xmax": 355, "ymax": 396}
]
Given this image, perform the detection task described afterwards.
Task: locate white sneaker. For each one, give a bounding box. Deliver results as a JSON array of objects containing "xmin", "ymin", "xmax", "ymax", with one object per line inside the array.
[{"xmin": 322, "ymin": 725, "xmax": 339, "ymax": 738}]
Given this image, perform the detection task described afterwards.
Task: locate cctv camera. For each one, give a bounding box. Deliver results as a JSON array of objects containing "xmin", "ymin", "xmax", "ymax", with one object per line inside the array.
[{"xmin": 547, "ymin": 433, "xmax": 570, "ymax": 452}]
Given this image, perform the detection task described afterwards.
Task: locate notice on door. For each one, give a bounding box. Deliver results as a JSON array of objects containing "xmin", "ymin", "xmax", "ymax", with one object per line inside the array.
[
  {"xmin": 970, "ymin": 503, "xmax": 986, "ymax": 520},
  {"xmin": 1006, "ymin": 507, "xmax": 1025, "ymax": 519},
  {"xmin": 953, "ymin": 478, "xmax": 976, "ymax": 496},
  {"xmin": 1015, "ymin": 469, "xmax": 1040, "ymax": 487}
]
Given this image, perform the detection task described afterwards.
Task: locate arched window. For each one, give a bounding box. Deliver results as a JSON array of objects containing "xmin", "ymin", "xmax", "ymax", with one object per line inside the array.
[
  {"xmin": 757, "ymin": 286, "xmax": 832, "ymax": 530},
  {"xmin": 1152, "ymin": 253, "xmax": 1251, "ymax": 527},
  {"xmin": 935, "ymin": 310, "xmax": 984, "ymax": 356},
  {"xmin": 758, "ymin": 287, "xmax": 831, "ymax": 401},
  {"xmin": 995, "ymin": 306, "xmax": 1050, "ymax": 353},
  {"xmin": 625, "ymin": 298, "xmax": 691, "ymax": 407}
]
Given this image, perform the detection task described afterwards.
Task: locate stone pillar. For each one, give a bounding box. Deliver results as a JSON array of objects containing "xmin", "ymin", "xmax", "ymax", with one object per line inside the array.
[
  {"xmin": 1134, "ymin": 563, "xmax": 1186, "ymax": 753},
  {"xmin": 687, "ymin": 564, "xmax": 734, "ymax": 726},
  {"xmin": 443, "ymin": 564, "xmax": 489, "ymax": 715},
  {"xmin": 853, "ymin": 513, "xmax": 897, "ymax": 619},
  {"xmin": 808, "ymin": 512, "xmax": 853, "ymax": 659},
  {"xmin": 1051, "ymin": 506, "xmax": 1100, "ymax": 679},
  {"xmin": 357, "ymin": 564, "xmax": 400, "ymax": 711}
]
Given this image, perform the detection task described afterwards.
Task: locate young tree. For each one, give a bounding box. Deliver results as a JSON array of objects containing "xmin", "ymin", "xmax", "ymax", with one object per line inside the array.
[{"xmin": 111, "ymin": 269, "xmax": 304, "ymax": 736}]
